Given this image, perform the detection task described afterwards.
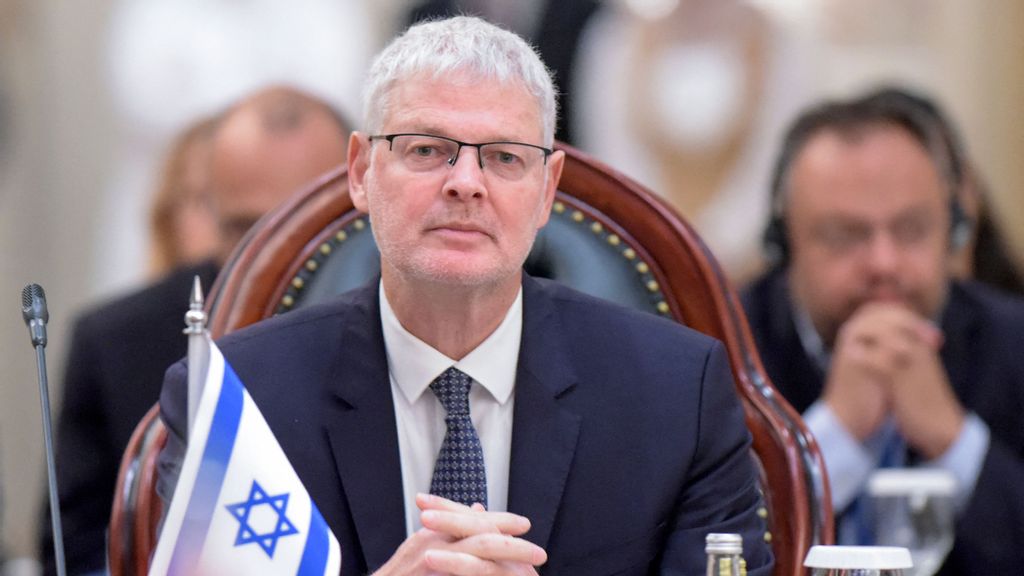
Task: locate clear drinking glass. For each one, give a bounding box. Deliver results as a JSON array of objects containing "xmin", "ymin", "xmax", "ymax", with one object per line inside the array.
[
  {"xmin": 804, "ymin": 545, "xmax": 913, "ymax": 576},
  {"xmin": 867, "ymin": 469, "xmax": 956, "ymax": 576}
]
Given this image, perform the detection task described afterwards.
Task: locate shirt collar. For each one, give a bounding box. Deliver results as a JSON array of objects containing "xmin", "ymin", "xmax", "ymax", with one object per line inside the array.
[{"xmin": 379, "ymin": 281, "xmax": 522, "ymax": 406}]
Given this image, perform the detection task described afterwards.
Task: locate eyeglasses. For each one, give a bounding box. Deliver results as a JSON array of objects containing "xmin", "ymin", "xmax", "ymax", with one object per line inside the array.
[
  {"xmin": 369, "ymin": 133, "xmax": 552, "ymax": 181},
  {"xmin": 811, "ymin": 212, "xmax": 939, "ymax": 255}
]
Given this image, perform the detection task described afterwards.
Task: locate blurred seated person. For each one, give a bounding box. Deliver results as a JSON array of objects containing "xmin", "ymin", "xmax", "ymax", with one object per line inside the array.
[
  {"xmin": 41, "ymin": 85, "xmax": 350, "ymax": 576},
  {"xmin": 741, "ymin": 89, "xmax": 1024, "ymax": 573},
  {"xmin": 158, "ymin": 16, "xmax": 773, "ymax": 575},
  {"xmin": 146, "ymin": 116, "xmax": 220, "ymax": 278}
]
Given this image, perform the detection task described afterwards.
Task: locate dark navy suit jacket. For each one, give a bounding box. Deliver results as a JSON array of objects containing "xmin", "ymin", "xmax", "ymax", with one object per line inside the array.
[
  {"xmin": 742, "ymin": 269, "xmax": 1024, "ymax": 575},
  {"xmin": 160, "ymin": 275, "xmax": 773, "ymax": 574}
]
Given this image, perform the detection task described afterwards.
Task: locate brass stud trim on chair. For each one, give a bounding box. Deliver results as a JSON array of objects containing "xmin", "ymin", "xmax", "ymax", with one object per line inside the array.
[
  {"xmin": 276, "ymin": 216, "xmax": 371, "ymax": 314},
  {"xmin": 546, "ymin": 201, "xmax": 671, "ymax": 318}
]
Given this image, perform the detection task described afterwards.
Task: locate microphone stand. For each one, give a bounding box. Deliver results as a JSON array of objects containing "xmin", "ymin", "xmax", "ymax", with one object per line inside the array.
[{"xmin": 33, "ymin": 333, "xmax": 66, "ymax": 576}]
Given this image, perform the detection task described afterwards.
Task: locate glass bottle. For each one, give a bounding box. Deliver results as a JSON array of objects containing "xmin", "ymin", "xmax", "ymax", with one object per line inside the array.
[{"xmin": 706, "ymin": 533, "xmax": 746, "ymax": 576}]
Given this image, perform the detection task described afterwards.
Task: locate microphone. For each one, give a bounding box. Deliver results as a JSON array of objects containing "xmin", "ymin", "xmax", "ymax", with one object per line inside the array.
[
  {"xmin": 21, "ymin": 284, "xmax": 67, "ymax": 576},
  {"xmin": 22, "ymin": 283, "xmax": 49, "ymax": 347}
]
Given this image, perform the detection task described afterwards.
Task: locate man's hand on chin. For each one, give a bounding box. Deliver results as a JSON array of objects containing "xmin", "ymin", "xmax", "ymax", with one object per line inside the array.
[{"xmin": 372, "ymin": 494, "xmax": 546, "ymax": 576}]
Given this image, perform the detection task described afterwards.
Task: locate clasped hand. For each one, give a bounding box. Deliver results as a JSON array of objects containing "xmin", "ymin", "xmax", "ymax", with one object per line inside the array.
[
  {"xmin": 824, "ymin": 302, "xmax": 965, "ymax": 459},
  {"xmin": 373, "ymin": 493, "xmax": 546, "ymax": 576}
]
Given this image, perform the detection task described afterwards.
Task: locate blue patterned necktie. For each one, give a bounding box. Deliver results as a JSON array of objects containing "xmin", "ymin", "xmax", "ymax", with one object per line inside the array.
[
  {"xmin": 844, "ymin": 425, "xmax": 907, "ymax": 544},
  {"xmin": 429, "ymin": 367, "xmax": 488, "ymax": 508}
]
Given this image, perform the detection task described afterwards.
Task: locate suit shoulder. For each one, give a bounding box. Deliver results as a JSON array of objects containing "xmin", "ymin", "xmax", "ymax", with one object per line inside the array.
[{"xmin": 215, "ymin": 285, "xmax": 373, "ymax": 351}]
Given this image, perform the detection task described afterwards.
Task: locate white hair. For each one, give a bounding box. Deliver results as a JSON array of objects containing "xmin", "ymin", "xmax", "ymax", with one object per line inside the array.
[{"xmin": 362, "ymin": 16, "xmax": 558, "ymax": 146}]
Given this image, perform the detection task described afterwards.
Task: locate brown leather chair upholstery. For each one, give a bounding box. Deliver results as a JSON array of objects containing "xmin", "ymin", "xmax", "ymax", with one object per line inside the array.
[
  {"xmin": 110, "ymin": 143, "xmax": 833, "ymax": 576},
  {"xmin": 109, "ymin": 404, "xmax": 166, "ymax": 576}
]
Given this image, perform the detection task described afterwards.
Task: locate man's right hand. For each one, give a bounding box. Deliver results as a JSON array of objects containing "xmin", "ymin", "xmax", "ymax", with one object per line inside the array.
[
  {"xmin": 373, "ymin": 494, "xmax": 547, "ymax": 576},
  {"xmin": 823, "ymin": 302, "xmax": 940, "ymax": 440}
]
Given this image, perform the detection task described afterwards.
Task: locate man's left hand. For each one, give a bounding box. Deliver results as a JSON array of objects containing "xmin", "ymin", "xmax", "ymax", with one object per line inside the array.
[{"xmin": 886, "ymin": 321, "xmax": 965, "ymax": 460}]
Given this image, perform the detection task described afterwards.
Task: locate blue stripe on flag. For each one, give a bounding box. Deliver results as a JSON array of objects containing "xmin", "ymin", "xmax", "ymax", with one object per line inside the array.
[
  {"xmin": 168, "ymin": 362, "xmax": 245, "ymax": 574},
  {"xmin": 297, "ymin": 496, "xmax": 331, "ymax": 576}
]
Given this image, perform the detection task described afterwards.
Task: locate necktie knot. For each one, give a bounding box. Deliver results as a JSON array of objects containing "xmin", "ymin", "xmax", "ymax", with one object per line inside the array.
[{"xmin": 429, "ymin": 367, "xmax": 472, "ymax": 416}]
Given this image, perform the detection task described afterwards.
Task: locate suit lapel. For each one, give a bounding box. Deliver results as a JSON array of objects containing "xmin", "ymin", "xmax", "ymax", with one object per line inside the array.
[
  {"xmin": 322, "ymin": 284, "xmax": 406, "ymax": 571},
  {"xmin": 938, "ymin": 283, "xmax": 979, "ymax": 403},
  {"xmin": 769, "ymin": 272, "xmax": 827, "ymax": 412},
  {"xmin": 507, "ymin": 277, "xmax": 582, "ymax": 551}
]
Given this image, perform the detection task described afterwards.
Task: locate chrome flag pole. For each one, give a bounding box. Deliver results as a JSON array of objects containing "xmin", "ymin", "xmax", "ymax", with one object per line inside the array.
[{"xmin": 184, "ymin": 275, "xmax": 210, "ymax": 437}]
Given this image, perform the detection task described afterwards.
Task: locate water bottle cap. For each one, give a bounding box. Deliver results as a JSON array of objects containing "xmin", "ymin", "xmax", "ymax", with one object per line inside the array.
[
  {"xmin": 705, "ymin": 533, "xmax": 743, "ymax": 555},
  {"xmin": 804, "ymin": 545, "xmax": 913, "ymax": 569},
  {"xmin": 867, "ymin": 468, "xmax": 957, "ymax": 497}
]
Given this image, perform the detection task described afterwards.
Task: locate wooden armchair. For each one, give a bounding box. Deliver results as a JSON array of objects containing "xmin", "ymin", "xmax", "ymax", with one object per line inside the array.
[{"xmin": 110, "ymin": 143, "xmax": 832, "ymax": 575}]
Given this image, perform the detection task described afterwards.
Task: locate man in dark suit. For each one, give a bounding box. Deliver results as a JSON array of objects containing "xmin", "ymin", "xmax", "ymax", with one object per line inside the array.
[
  {"xmin": 159, "ymin": 16, "xmax": 772, "ymax": 575},
  {"xmin": 742, "ymin": 90, "xmax": 1024, "ymax": 573},
  {"xmin": 42, "ymin": 86, "xmax": 349, "ymax": 576}
]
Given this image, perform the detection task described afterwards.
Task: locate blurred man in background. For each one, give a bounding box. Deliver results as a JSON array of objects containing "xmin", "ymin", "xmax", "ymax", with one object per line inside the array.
[
  {"xmin": 742, "ymin": 89, "xmax": 1024, "ymax": 573},
  {"xmin": 41, "ymin": 85, "xmax": 349, "ymax": 576}
]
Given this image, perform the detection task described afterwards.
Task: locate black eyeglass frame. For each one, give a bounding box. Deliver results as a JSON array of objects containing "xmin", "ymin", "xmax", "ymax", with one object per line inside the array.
[{"xmin": 368, "ymin": 133, "xmax": 553, "ymax": 170}]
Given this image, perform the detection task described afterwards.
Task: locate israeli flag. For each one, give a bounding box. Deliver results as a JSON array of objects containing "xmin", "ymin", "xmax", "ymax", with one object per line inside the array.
[{"xmin": 149, "ymin": 339, "xmax": 341, "ymax": 575}]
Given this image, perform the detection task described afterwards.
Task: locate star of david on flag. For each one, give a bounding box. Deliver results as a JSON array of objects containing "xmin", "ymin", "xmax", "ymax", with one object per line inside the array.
[
  {"xmin": 148, "ymin": 337, "xmax": 341, "ymax": 575},
  {"xmin": 225, "ymin": 481, "xmax": 299, "ymax": 557}
]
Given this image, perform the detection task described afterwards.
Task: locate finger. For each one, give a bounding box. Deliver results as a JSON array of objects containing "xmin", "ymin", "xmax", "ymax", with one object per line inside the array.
[
  {"xmin": 417, "ymin": 494, "xmax": 531, "ymax": 535},
  {"xmin": 417, "ymin": 494, "xmax": 498, "ymax": 516},
  {"xmin": 852, "ymin": 304, "xmax": 943, "ymax": 350},
  {"xmin": 417, "ymin": 493, "xmax": 474, "ymax": 513},
  {"xmin": 422, "ymin": 508, "xmax": 532, "ymax": 538},
  {"xmin": 424, "ymin": 550, "xmax": 503, "ymax": 575},
  {"xmin": 841, "ymin": 320, "xmax": 933, "ymax": 374},
  {"xmin": 455, "ymin": 533, "xmax": 547, "ymax": 565},
  {"xmin": 424, "ymin": 539, "xmax": 546, "ymax": 573},
  {"xmin": 912, "ymin": 319, "xmax": 943, "ymax": 349},
  {"xmin": 845, "ymin": 338, "xmax": 900, "ymax": 384}
]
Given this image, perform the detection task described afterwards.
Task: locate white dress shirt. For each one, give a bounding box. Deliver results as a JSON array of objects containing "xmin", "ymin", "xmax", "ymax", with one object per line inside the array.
[{"xmin": 378, "ymin": 282, "xmax": 521, "ymax": 536}]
